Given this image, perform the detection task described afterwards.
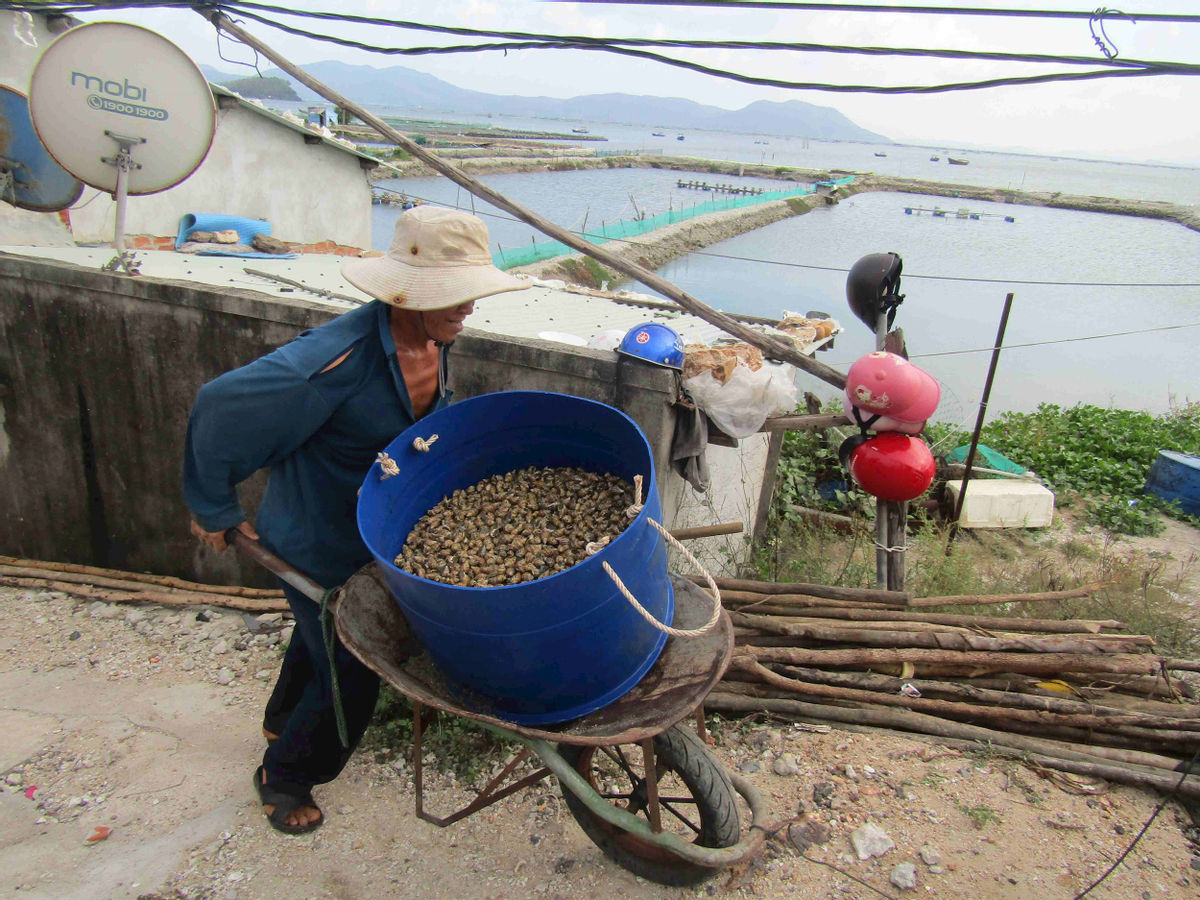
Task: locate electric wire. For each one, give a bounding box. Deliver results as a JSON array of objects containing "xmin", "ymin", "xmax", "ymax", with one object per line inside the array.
[
  {"xmin": 5, "ymin": 2, "xmax": 1198, "ymax": 95},
  {"xmin": 195, "ymin": 5, "xmax": 1196, "ymax": 95},
  {"xmin": 88, "ymin": 0, "xmax": 1200, "ymax": 75},
  {"xmin": 1072, "ymin": 748, "xmax": 1200, "ymax": 898},
  {"xmin": 562, "ymin": 1, "xmax": 1200, "ymax": 24},
  {"xmin": 219, "ymin": 1, "xmax": 1200, "ymax": 75},
  {"xmin": 849, "ymin": 321, "xmax": 1200, "ymax": 367}
]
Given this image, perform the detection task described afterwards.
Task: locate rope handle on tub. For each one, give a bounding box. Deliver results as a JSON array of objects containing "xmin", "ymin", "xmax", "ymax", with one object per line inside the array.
[
  {"xmin": 413, "ymin": 434, "xmax": 438, "ymax": 452},
  {"xmin": 601, "ymin": 517, "xmax": 723, "ymax": 638}
]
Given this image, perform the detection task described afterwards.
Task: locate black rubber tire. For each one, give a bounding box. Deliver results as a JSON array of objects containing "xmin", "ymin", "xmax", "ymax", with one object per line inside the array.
[{"xmin": 557, "ymin": 724, "xmax": 740, "ymax": 886}]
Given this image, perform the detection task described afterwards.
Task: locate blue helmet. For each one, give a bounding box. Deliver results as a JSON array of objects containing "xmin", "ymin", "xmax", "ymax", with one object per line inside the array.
[{"xmin": 616, "ymin": 322, "xmax": 685, "ymax": 370}]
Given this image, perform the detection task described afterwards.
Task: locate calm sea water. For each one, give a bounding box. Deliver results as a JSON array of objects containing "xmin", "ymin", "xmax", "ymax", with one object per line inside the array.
[{"xmin": 370, "ymin": 112, "xmax": 1200, "ymax": 420}]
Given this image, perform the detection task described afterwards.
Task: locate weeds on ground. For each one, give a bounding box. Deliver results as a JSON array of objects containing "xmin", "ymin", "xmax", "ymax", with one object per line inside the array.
[
  {"xmin": 364, "ymin": 684, "xmax": 516, "ymax": 784},
  {"xmin": 958, "ymin": 803, "xmax": 1002, "ymax": 829},
  {"xmin": 756, "ymin": 510, "xmax": 1198, "ymax": 656}
]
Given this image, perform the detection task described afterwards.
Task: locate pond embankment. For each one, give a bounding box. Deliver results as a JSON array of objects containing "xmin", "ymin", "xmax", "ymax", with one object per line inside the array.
[{"xmin": 373, "ymin": 152, "xmax": 1200, "ymax": 286}]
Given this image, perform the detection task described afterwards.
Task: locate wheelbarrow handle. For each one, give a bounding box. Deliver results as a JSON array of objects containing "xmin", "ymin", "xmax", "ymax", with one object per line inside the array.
[{"xmin": 227, "ymin": 529, "xmax": 327, "ymax": 604}]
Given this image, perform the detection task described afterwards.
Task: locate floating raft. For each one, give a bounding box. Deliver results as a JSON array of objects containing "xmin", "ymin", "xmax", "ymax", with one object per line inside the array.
[
  {"xmin": 372, "ymin": 189, "xmax": 420, "ymax": 208},
  {"xmin": 676, "ymin": 180, "xmax": 766, "ymax": 195},
  {"xmin": 905, "ymin": 206, "xmax": 1014, "ymax": 223}
]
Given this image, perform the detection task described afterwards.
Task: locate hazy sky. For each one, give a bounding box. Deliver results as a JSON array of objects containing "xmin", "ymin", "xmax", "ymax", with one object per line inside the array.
[{"xmin": 77, "ymin": 1, "xmax": 1200, "ymax": 166}]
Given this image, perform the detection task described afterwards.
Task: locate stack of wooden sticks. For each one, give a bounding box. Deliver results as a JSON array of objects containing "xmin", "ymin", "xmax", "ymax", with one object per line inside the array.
[{"xmin": 695, "ymin": 576, "xmax": 1200, "ymax": 797}]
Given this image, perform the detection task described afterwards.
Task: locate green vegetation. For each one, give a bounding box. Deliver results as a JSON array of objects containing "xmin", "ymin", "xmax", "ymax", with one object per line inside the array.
[
  {"xmin": 762, "ymin": 399, "xmax": 1199, "ymax": 656},
  {"xmin": 958, "ymin": 803, "xmax": 1001, "ymax": 829},
  {"xmin": 556, "ymin": 254, "xmax": 615, "ymax": 288},
  {"xmin": 220, "ymin": 75, "xmax": 299, "ymax": 101},
  {"xmin": 359, "ymin": 145, "xmax": 413, "ymax": 163},
  {"xmin": 364, "ymin": 685, "xmax": 514, "ymax": 784},
  {"xmin": 944, "ymin": 403, "xmax": 1200, "ymax": 535},
  {"xmin": 775, "ymin": 401, "xmax": 1200, "ymax": 537}
]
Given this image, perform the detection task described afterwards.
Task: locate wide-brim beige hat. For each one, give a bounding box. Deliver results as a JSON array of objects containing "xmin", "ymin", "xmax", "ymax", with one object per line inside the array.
[{"xmin": 341, "ymin": 205, "xmax": 529, "ymax": 310}]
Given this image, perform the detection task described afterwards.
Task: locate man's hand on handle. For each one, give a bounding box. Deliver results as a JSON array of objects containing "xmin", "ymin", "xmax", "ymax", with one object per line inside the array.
[{"xmin": 191, "ymin": 519, "xmax": 259, "ymax": 552}]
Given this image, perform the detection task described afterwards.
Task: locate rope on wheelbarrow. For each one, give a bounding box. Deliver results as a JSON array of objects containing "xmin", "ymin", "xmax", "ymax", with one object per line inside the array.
[
  {"xmin": 319, "ymin": 588, "xmax": 350, "ymax": 749},
  {"xmin": 602, "ymin": 519, "xmax": 723, "ymax": 638}
]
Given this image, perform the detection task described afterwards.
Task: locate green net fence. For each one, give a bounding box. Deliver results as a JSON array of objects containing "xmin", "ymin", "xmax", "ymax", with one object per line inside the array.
[{"xmin": 491, "ymin": 176, "xmax": 855, "ymax": 270}]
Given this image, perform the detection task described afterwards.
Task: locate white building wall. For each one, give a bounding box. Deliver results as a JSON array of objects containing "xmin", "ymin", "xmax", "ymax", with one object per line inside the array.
[
  {"xmin": 68, "ymin": 104, "xmax": 373, "ymax": 249},
  {"xmin": 665, "ymin": 434, "xmax": 771, "ymax": 578},
  {"xmin": 0, "ymin": 11, "xmax": 61, "ymax": 90}
]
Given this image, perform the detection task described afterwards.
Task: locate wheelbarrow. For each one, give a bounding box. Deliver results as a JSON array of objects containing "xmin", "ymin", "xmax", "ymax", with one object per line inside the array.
[{"xmin": 234, "ymin": 532, "xmax": 770, "ymax": 886}]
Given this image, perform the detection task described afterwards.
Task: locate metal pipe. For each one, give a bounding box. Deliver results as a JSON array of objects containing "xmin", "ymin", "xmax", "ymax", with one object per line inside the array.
[
  {"xmin": 948, "ymin": 292, "xmax": 1015, "ymax": 548},
  {"xmin": 874, "ymin": 313, "xmax": 889, "ymax": 589},
  {"xmin": 229, "ymin": 530, "xmax": 326, "ymax": 603}
]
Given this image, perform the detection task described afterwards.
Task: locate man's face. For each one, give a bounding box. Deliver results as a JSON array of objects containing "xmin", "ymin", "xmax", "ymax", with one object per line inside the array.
[{"xmin": 423, "ymin": 300, "xmax": 476, "ymax": 344}]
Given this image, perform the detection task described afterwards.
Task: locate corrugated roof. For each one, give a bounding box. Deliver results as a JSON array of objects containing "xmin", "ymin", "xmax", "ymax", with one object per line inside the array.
[{"xmin": 0, "ymin": 245, "xmax": 838, "ymax": 354}]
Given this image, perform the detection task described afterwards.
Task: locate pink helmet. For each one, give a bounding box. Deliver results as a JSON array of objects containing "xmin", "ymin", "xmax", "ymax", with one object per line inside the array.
[
  {"xmin": 844, "ymin": 351, "xmax": 940, "ymax": 424},
  {"xmin": 844, "ymin": 387, "xmax": 927, "ymax": 434}
]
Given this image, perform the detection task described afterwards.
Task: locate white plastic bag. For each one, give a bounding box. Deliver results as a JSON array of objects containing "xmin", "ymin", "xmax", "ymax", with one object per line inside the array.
[{"xmin": 684, "ymin": 361, "xmax": 798, "ymax": 439}]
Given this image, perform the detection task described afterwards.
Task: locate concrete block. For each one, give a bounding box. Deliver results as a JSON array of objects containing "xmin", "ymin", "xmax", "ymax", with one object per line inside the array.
[{"xmin": 945, "ymin": 479, "xmax": 1055, "ymax": 529}]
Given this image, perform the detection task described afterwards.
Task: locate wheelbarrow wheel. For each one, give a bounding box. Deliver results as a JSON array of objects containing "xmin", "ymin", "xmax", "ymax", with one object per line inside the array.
[{"xmin": 557, "ymin": 723, "xmax": 740, "ymax": 886}]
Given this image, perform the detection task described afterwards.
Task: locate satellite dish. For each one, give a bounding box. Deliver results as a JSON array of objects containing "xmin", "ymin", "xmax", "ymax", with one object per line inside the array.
[
  {"xmin": 0, "ymin": 86, "xmax": 84, "ymax": 212},
  {"xmin": 29, "ymin": 22, "xmax": 215, "ymax": 196}
]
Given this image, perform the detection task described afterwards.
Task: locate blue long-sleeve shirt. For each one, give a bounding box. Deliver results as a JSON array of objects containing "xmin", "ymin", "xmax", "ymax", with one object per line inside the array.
[{"xmin": 183, "ymin": 300, "xmax": 450, "ymax": 588}]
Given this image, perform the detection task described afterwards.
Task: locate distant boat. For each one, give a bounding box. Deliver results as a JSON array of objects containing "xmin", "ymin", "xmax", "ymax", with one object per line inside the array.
[
  {"xmin": 929, "ymin": 156, "xmax": 940, "ymax": 162},
  {"xmin": 651, "ymin": 131, "xmax": 665, "ymax": 137},
  {"xmin": 571, "ymin": 127, "xmax": 589, "ymax": 134},
  {"xmin": 948, "ymin": 157, "xmax": 969, "ymax": 165},
  {"xmin": 874, "ymin": 152, "xmax": 888, "ymax": 158},
  {"xmin": 677, "ymin": 135, "xmax": 685, "ymax": 141}
]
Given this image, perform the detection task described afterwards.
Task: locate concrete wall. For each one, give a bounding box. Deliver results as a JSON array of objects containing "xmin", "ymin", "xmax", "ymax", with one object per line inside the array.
[{"xmin": 0, "ymin": 251, "xmax": 766, "ymax": 587}]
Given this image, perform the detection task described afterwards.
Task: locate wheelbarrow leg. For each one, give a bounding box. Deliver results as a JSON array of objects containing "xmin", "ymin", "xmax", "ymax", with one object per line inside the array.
[
  {"xmin": 640, "ymin": 738, "xmax": 662, "ymax": 833},
  {"xmin": 411, "ymin": 700, "xmax": 551, "ymax": 827},
  {"xmin": 694, "ymin": 703, "xmax": 709, "ymax": 744}
]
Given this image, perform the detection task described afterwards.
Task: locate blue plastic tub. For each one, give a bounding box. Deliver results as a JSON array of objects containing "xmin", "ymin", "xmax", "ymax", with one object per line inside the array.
[
  {"xmin": 1144, "ymin": 450, "xmax": 1200, "ymax": 516},
  {"xmin": 357, "ymin": 391, "xmax": 674, "ymax": 725}
]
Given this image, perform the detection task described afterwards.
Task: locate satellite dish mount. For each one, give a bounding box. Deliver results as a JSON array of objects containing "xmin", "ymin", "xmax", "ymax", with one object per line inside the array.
[{"xmin": 101, "ymin": 130, "xmax": 146, "ymax": 258}]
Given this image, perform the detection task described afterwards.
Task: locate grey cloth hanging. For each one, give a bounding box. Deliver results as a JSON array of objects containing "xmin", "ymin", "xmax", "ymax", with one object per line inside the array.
[{"xmin": 671, "ymin": 402, "xmax": 711, "ymax": 493}]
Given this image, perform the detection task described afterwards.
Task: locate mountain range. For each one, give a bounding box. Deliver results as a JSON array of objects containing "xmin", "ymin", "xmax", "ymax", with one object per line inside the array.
[{"xmin": 200, "ymin": 60, "xmax": 888, "ymax": 143}]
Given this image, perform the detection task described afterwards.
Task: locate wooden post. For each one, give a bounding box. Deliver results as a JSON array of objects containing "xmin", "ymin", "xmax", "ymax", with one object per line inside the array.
[{"xmin": 753, "ymin": 431, "xmax": 785, "ymax": 543}]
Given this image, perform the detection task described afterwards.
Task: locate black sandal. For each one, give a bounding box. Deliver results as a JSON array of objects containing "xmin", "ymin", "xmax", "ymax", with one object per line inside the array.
[{"xmin": 253, "ymin": 766, "xmax": 323, "ymax": 835}]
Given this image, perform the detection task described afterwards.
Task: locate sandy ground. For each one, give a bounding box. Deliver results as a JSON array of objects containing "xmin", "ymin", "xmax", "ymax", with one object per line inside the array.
[{"xmin": 2, "ymin": 546, "xmax": 1199, "ymax": 900}]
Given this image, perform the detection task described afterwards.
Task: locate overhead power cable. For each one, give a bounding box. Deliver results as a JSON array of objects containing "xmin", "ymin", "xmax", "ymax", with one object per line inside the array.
[
  {"xmin": 562, "ymin": 1, "xmax": 1200, "ymax": 24},
  {"xmin": 200, "ymin": 2, "xmax": 1200, "ymax": 77},
  {"xmin": 900, "ymin": 321, "xmax": 1200, "ymax": 361},
  {"xmin": 193, "ymin": 5, "xmax": 1194, "ymax": 95}
]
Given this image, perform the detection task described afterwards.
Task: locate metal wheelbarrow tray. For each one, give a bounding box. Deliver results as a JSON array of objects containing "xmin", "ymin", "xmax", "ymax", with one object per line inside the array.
[{"xmin": 335, "ymin": 563, "xmax": 770, "ymax": 886}]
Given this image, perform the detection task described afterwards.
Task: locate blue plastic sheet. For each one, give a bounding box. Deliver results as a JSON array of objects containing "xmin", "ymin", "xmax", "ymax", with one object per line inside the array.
[{"xmin": 175, "ymin": 213, "xmax": 297, "ymax": 259}]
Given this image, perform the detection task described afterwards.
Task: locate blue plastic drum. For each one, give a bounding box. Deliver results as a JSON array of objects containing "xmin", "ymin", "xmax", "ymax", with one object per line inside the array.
[
  {"xmin": 357, "ymin": 391, "xmax": 674, "ymax": 725},
  {"xmin": 1144, "ymin": 450, "xmax": 1200, "ymax": 516}
]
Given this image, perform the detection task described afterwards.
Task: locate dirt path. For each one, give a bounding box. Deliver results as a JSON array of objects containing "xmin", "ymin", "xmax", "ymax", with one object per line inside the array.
[{"xmin": 2, "ymin": 581, "xmax": 1197, "ymax": 899}]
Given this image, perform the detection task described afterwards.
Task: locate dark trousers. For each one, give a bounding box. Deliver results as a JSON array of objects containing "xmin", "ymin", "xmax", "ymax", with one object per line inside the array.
[{"xmin": 261, "ymin": 582, "xmax": 381, "ymax": 789}]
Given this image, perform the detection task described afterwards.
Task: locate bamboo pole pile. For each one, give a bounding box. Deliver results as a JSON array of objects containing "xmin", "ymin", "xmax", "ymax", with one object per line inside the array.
[
  {"xmin": 0, "ymin": 556, "xmax": 288, "ymax": 612},
  {"xmin": 696, "ymin": 575, "xmax": 1200, "ymax": 797}
]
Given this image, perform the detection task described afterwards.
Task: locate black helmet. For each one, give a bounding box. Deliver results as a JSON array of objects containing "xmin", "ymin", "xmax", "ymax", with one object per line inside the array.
[{"xmin": 846, "ymin": 252, "xmax": 904, "ymax": 331}]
